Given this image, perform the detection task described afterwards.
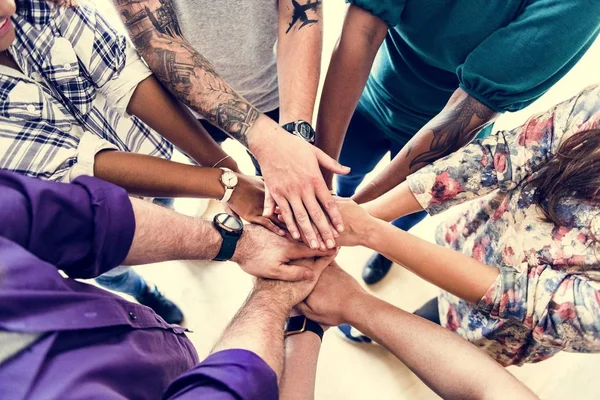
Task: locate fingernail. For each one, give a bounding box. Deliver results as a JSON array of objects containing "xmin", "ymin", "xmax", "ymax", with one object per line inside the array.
[
  {"xmin": 326, "ymin": 239, "xmax": 335, "ymax": 249},
  {"xmin": 337, "ymin": 225, "xmax": 345, "ymax": 233},
  {"xmin": 292, "ymin": 232, "xmax": 300, "ymax": 239},
  {"xmin": 310, "ymin": 240, "xmax": 318, "ymax": 249},
  {"xmin": 278, "ymin": 230, "xmax": 286, "ymax": 236}
]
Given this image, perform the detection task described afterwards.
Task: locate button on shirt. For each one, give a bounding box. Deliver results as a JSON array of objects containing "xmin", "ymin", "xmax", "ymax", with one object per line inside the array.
[
  {"xmin": 0, "ymin": 171, "xmax": 278, "ymax": 399},
  {"xmin": 1, "ymin": 0, "xmax": 172, "ymax": 183}
]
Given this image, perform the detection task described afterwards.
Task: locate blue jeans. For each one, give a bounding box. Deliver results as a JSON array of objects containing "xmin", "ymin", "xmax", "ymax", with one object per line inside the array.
[
  {"xmin": 95, "ymin": 266, "xmax": 148, "ymax": 298},
  {"xmin": 336, "ymin": 108, "xmax": 493, "ymax": 233}
]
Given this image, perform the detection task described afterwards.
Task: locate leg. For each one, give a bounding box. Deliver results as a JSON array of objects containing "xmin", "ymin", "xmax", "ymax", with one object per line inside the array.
[
  {"xmin": 96, "ymin": 267, "xmax": 184, "ymax": 324},
  {"xmin": 336, "ymin": 110, "xmax": 391, "ymax": 197}
]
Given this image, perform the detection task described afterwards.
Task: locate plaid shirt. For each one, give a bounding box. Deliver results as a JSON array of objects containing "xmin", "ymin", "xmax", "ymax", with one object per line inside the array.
[{"xmin": 0, "ymin": 0, "xmax": 172, "ymax": 182}]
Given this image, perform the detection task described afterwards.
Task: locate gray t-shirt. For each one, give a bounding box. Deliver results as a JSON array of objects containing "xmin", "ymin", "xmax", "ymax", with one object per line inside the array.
[{"xmin": 173, "ymin": 0, "xmax": 279, "ymax": 113}]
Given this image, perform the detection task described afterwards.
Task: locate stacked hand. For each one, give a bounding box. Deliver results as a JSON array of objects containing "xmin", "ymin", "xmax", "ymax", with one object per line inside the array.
[{"xmin": 252, "ymin": 128, "xmax": 350, "ymax": 251}]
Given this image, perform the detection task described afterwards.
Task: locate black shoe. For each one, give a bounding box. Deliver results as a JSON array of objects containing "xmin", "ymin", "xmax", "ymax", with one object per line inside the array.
[
  {"xmin": 136, "ymin": 285, "xmax": 184, "ymax": 325},
  {"xmin": 362, "ymin": 253, "xmax": 393, "ymax": 285}
]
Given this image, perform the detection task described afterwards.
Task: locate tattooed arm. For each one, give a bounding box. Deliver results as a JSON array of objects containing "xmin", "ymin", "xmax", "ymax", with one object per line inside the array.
[
  {"xmin": 114, "ymin": 0, "xmax": 350, "ymax": 249},
  {"xmin": 352, "ymin": 88, "xmax": 499, "ymax": 203},
  {"xmin": 277, "ymin": 0, "xmax": 323, "ymax": 124}
]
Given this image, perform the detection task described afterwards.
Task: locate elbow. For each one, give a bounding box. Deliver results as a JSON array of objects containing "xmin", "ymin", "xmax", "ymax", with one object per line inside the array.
[{"xmin": 345, "ymin": 5, "xmax": 388, "ymax": 50}]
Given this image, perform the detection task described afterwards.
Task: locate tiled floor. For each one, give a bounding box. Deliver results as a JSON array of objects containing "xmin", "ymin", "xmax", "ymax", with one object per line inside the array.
[{"xmin": 96, "ymin": 0, "xmax": 600, "ymax": 398}]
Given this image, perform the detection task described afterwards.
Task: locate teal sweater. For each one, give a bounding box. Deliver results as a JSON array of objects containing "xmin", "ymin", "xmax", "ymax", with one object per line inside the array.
[{"xmin": 348, "ymin": 0, "xmax": 600, "ymax": 141}]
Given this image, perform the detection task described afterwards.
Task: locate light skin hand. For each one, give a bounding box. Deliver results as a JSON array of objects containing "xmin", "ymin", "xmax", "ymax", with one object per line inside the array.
[
  {"xmin": 254, "ymin": 122, "xmax": 350, "ymax": 250},
  {"xmin": 333, "ymin": 197, "xmax": 376, "ymax": 247},
  {"xmin": 231, "ymin": 224, "xmax": 336, "ymax": 282}
]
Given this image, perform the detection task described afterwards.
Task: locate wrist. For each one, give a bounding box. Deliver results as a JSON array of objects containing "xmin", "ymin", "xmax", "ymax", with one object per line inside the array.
[
  {"xmin": 251, "ymin": 284, "xmax": 293, "ymax": 317},
  {"xmin": 246, "ymin": 114, "xmax": 278, "ymax": 158},
  {"xmin": 230, "ymin": 224, "xmax": 254, "ymax": 265},
  {"xmin": 345, "ymin": 292, "xmax": 379, "ymax": 329},
  {"xmin": 361, "ymin": 214, "xmax": 381, "ymax": 248}
]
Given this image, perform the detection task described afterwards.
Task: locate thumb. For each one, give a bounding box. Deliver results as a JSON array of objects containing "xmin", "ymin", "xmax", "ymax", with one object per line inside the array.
[
  {"xmin": 272, "ymin": 264, "xmax": 313, "ymax": 282},
  {"xmin": 263, "ymin": 187, "xmax": 276, "ymax": 217},
  {"xmin": 313, "ymin": 147, "xmax": 350, "ymax": 175}
]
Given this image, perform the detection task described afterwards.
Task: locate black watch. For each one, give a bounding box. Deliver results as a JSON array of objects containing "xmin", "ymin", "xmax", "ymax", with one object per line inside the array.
[
  {"xmin": 284, "ymin": 316, "xmax": 324, "ymax": 341},
  {"xmin": 281, "ymin": 120, "xmax": 315, "ymax": 144},
  {"xmin": 212, "ymin": 213, "xmax": 244, "ymax": 261}
]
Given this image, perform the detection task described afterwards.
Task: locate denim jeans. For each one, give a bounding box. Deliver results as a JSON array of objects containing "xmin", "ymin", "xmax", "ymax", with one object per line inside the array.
[
  {"xmin": 336, "ymin": 108, "xmax": 493, "ymax": 233},
  {"xmin": 95, "ymin": 266, "xmax": 147, "ymax": 298}
]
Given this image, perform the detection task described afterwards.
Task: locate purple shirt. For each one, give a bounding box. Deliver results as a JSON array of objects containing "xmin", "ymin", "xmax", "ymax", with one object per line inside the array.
[{"xmin": 0, "ymin": 171, "xmax": 277, "ymax": 399}]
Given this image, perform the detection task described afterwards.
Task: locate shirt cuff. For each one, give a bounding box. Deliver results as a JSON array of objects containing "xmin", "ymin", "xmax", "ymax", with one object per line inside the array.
[
  {"xmin": 69, "ymin": 175, "xmax": 135, "ymax": 277},
  {"xmin": 164, "ymin": 349, "xmax": 278, "ymax": 400},
  {"xmin": 62, "ymin": 132, "xmax": 118, "ymax": 183},
  {"xmin": 101, "ymin": 39, "xmax": 152, "ymax": 117},
  {"xmin": 406, "ymin": 171, "xmax": 440, "ymax": 215}
]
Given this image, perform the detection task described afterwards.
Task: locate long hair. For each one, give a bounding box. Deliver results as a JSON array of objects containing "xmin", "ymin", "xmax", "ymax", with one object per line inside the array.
[{"xmin": 527, "ymin": 129, "xmax": 600, "ymax": 227}]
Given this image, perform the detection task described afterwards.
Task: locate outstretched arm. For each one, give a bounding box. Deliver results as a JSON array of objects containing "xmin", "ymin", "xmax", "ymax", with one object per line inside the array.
[
  {"xmin": 353, "ymin": 88, "xmax": 498, "ymax": 203},
  {"xmin": 298, "ymin": 264, "xmax": 537, "ymax": 400},
  {"xmin": 114, "ymin": 0, "xmax": 350, "ymax": 250},
  {"xmin": 277, "ymin": 0, "xmax": 323, "ymax": 125}
]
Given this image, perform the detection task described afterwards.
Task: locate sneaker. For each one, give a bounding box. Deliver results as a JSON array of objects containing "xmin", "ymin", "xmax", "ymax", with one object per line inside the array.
[
  {"xmin": 362, "ymin": 253, "xmax": 393, "ymax": 285},
  {"xmin": 337, "ymin": 324, "xmax": 373, "ymax": 344},
  {"xmin": 136, "ymin": 285, "xmax": 184, "ymax": 325}
]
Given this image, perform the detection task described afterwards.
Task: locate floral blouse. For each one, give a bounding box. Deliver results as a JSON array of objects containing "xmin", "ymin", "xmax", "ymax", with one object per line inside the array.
[{"xmin": 407, "ymin": 84, "xmax": 600, "ymax": 366}]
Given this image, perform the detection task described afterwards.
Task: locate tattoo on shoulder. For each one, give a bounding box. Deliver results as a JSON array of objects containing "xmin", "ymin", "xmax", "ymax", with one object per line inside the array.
[
  {"xmin": 286, "ymin": 0, "xmax": 321, "ymax": 34},
  {"xmin": 408, "ymin": 97, "xmax": 495, "ymax": 169},
  {"xmin": 114, "ymin": 0, "xmax": 259, "ymax": 146}
]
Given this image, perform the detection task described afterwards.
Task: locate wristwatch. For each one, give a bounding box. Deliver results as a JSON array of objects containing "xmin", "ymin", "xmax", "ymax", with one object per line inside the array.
[
  {"xmin": 281, "ymin": 120, "xmax": 316, "ymax": 144},
  {"xmin": 284, "ymin": 316, "xmax": 324, "ymax": 341},
  {"xmin": 219, "ymin": 167, "xmax": 238, "ymax": 203},
  {"xmin": 213, "ymin": 213, "xmax": 244, "ymax": 261}
]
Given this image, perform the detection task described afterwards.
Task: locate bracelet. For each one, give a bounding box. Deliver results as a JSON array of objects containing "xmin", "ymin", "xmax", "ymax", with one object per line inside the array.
[{"xmin": 213, "ymin": 155, "xmax": 231, "ymax": 168}]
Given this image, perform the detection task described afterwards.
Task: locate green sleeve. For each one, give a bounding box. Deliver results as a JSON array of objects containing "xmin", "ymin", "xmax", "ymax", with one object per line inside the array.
[
  {"xmin": 456, "ymin": 0, "xmax": 600, "ymax": 113},
  {"xmin": 345, "ymin": 0, "xmax": 405, "ymax": 27}
]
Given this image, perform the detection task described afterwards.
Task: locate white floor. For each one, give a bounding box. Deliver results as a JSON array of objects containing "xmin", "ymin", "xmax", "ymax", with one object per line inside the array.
[{"xmin": 96, "ymin": 0, "xmax": 600, "ymax": 398}]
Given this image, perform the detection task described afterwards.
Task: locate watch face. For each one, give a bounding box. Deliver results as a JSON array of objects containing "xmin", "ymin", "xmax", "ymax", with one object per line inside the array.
[
  {"xmin": 215, "ymin": 213, "xmax": 244, "ymax": 233},
  {"xmin": 297, "ymin": 122, "xmax": 315, "ymax": 142},
  {"xmin": 222, "ymin": 171, "xmax": 238, "ymax": 188}
]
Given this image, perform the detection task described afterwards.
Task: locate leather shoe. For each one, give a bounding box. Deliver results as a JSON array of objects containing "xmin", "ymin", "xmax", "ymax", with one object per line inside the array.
[{"xmin": 362, "ymin": 253, "xmax": 393, "ymax": 285}]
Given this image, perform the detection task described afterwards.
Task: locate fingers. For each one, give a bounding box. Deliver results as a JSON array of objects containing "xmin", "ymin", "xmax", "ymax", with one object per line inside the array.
[
  {"xmin": 263, "ymin": 187, "xmax": 276, "ymax": 217},
  {"xmin": 288, "ymin": 197, "xmax": 320, "ymax": 249},
  {"xmin": 273, "ymin": 195, "xmax": 301, "ymax": 240},
  {"xmin": 315, "ymin": 185, "xmax": 345, "ymax": 234},
  {"xmin": 314, "ymin": 147, "xmax": 350, "ymax": 175},
  {"xmin": 290, "ymin": 241, "xmax": 336, "ymax": 260},
  {"xmin": 302, "ymin": 192, "xmax": 337, "ymax": 249},
  {"xmin": 251, "ymin": 216, "xmax": 286, "ymax": 236}
]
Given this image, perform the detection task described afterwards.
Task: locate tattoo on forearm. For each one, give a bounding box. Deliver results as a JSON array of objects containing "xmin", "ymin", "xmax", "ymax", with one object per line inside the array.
[
  {"xmin": 114, "ymin": 0, "xmax": 259, "ymax": 147},
  {"xmin": 408, "ymin": 97, "xmax": 496, "ymax": 169},
  {"xmin": 286, "ymin": 0, "xmax": 321, "ymax": 34}
]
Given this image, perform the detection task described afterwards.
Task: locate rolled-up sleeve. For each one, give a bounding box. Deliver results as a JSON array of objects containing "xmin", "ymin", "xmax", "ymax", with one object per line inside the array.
[
  {"xmin": 345, "ymin": 0, "xmax": 405, "ymax": 27},
  {"xmin": 456, "ymin": 0, "xmax": 600, "ymax": 113},
  {"xmin": 62, "ymin": 132, "xmax": 118, "ymax": 183},
  {"xmin": 163, "ymin": 349, "xmax": 278, "ymax": 400},
  {"xmin": 0, "ymin": 170, "xmax": 135, "ymax": 278},
  {"xmin": 475, "ymin": 264, "xmax": 600, "ymax": 354}
]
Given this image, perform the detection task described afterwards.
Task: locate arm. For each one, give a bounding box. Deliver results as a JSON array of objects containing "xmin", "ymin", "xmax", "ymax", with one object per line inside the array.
[
  {"xmin": 279, "ymin": 320, "xmax": 322, "ymax": 400},
  {"xmin": 315, "ymin": 5, "xmax": 387, "ymax": 186},
  {"xmin": 164, "ymin": 256, "xmax": 334, "ymax": 399},
  {"xmin": 114, "ymin": 0, "xmax": 350, "ymax": 249},
  {"xmin": 277, "ymin": 0, "xmax": 323, "ymax": 124},
  {"xmin": 128, "ymin": 76, "xmax": 239, "ymax": 171},
  {"xmin": 353, "ymin": 89, "xmax": 499, "ymax": 203},
  {"xmin": 298, "ymin": 263, "xmax": 537, "ymax": 400}
]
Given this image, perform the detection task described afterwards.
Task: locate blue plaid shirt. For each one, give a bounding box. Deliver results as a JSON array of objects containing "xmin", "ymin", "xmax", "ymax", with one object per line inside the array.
[{"xmin": 0, "ymin": 0, "xmax": 172, "ymax": 181}]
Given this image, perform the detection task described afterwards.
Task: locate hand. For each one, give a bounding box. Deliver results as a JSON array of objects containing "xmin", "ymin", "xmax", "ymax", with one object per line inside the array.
[
  {"xmin": 227, "ymin": 174, "xmax": 287, "ymax": 236},
  {"xmin": 252, "ymin": 126, "xmax": 350, "ymax": 250},
  {"xmin": 253, "ymin": 256, "xmax": 335, "ymax": 310},
  {"xmin": 335, "ymin": 197, "xmax": 376, "ymax": 247},
  {"xmin": 296, "ymin": 261, "xmax": 367, "ymax": 326},
  {"xmin": 231, "ymin": 224, "xmax": 336, "ymax": 281}
]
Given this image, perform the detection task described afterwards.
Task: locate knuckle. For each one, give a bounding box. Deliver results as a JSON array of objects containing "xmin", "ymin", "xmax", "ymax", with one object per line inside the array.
[
  {"xmin": 310, "ymin": 176, "xmax": 320, "ymax": 186},
  {"xmin": 323, "ymin": 199, "xmax": 337, "ymax": 211},
  {"xmin": 295, "ymin": 212, "xmax": 309, "ymax": 223}
]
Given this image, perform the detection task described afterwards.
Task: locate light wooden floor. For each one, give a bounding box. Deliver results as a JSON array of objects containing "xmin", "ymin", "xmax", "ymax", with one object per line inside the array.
[{"xmin": 94, "ymin": 0, "xmax": 600, "ymax": 398}]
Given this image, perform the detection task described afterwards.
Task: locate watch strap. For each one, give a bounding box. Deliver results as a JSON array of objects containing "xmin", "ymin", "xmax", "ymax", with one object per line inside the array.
[
  {"xmin": 214, "ymin": 232, "xmax": 238, "ymax": 261},
  {"xmin": 281, "ymin": 121, "xmax": 296, "ymax": 134},
  {"xmin": 220, "ymin": 187, "xmax": 234, "ymax": 203},
  {"xmin": 285, "ymin": 316, "xmax": 324, "ymax": 341}
]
